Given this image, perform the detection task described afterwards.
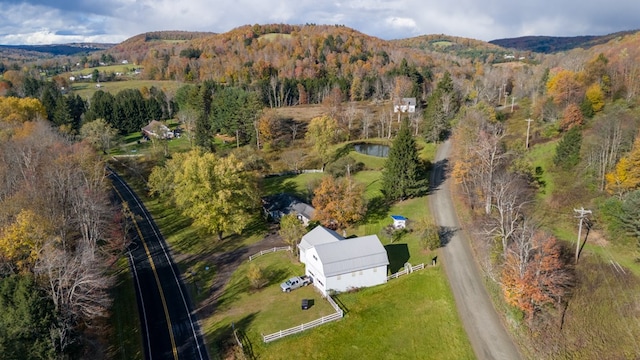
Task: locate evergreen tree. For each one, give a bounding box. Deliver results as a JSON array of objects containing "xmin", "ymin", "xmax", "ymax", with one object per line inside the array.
[
  {"xmin": 554, "ymin": 126, "xmax": 582, "ymax": 169},
  {"xmin": 423, "ymin": 71, "xmax": 457, "ymax": 142},
  {"xmin": 195, "ymin": 82, "xmax": 215, "ymax": 151},
  {"xmin": 621, "ymin": 190, "xmax": 640, "ymax": 248},
  {"xmin": 381, "ymin": 118, "xmax": 427, "ymax": 201},
  {"xmin": 0, "ymin": 275, "xmax": 56, "ymax": 359}
]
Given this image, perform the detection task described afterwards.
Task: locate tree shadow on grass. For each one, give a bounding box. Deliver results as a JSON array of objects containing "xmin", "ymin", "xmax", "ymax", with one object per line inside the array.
[
  {"xmin": 207, "ymin": 313, "xmax": 258, "ymax": 360},
  {"xmin": 331, "ymin": 143, "xmax": 355, "ymax": 162},
  {"xmin": 261, "ymin": 174, "xmax": 299, "ymax": 196},
  {"xmin": 384, "ymin": 243, "xmax": 410, "ymax": 274},
  {"xmin": 364, "ymin": 195, "xmax": 391, "ymax": 224}
]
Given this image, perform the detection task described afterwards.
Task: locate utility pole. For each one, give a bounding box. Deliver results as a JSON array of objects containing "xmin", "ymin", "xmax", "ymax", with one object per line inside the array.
[
  {"xmin": 574, "ymin": 207, "xmax": 592, "ymax": 264},
  {"xmin": 525, "ymin": 118, "xmax": 533, "ymax": 149}
]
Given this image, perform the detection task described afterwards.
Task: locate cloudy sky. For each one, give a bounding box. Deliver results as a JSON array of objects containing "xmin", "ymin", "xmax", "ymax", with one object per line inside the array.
[{"xmin": 0, "ymin": 0, "xmax": 638, "ymax": 45}]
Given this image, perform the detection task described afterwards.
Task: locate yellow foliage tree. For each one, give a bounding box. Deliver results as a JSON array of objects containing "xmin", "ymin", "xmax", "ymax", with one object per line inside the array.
[
  {"xmin": 546, "ymin": 69, "xmax": 582, "ymax": 107},
  {"xmin": 0, "ymin": 209, "xmax": 51, "ymax": 272},
  {"xmin": 585, "ymin": 83, "xmax": 605, "ymax": 113},
  {"xmin": 605, "ymin": 136, "xmax": 640, "ymax": 198},
  {"xmin": 0, "ymin": 97, "xmax": 47, "ymax": 123},
  {"xmin": 305, "ymin": 115, "xmax": 339, "ymax": 164}
]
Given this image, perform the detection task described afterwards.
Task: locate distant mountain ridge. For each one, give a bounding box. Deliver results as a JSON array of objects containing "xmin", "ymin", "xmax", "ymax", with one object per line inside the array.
[
  {"xmin": 0, "ymin": 43, "xmax": 114, "ymax": 56},
  {"xmin": 489, "ymin": 30, "xmax": 639, "ymax": 53}
]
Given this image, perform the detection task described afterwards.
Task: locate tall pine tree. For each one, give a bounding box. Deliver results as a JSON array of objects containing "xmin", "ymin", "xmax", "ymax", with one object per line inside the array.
[
  {"xmin": 553, "ymin": 126, "xmax": 582, "ymax": 170},
  {"xmin": 381, "ymin": 118, "xmax": 427, "ymax": 201}
]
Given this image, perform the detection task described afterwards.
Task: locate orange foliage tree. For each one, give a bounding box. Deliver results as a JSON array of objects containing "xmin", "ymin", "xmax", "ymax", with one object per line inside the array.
[
  {"xmin": 312, "ymin": 175, "xmax": 366, "ymax": 231},
  {"xmin": 559, "ymin": 103, "xmax": 584, "ymax": 131},
  {"xmin": 502, "ymin": 231, "xmax": 573, "ymax": 319}
]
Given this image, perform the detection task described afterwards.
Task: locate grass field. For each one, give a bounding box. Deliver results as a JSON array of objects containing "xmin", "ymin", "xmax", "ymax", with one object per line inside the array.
[
  {"xmin": 72, "ymin": 79, "xmax": 185, "ymax": 99},
  {"xmin": 108, "ymin": 259, "xmax": 144, "ymax": 360},
  {"xmin": 205, "ymin": 252, "xmax": 474, "ymax": 360}
]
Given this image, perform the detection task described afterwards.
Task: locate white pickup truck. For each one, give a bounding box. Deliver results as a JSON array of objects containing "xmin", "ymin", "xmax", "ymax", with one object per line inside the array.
[{"xmin": 280, "ymin": 275, "xmax": 312, "ymax": 292}]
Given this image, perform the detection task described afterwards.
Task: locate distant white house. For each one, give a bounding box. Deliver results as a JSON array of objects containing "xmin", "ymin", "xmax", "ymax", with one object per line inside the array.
[
  {"xmin": 299, "ymin": 226, "xmax": 389, "ymax": 296},
  {"xmin": 393, "ymin": 97, "xmax": 416, "ymax": 113},
  {"xmin": 391, "ymin": 215, "xmax": 407, "ymax": 229}
]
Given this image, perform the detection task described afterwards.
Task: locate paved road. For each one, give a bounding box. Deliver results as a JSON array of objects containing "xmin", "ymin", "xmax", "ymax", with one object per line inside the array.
[
  {"xmin": 110, "ymin": 171, "xmax": 209, "ymax": 360},
  {"xmin": 429, "ymin": 139, "xmax": 521, "ymax": 360}
]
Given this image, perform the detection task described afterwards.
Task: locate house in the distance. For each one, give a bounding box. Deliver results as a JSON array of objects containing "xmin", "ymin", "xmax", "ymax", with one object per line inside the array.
[
  {"xmin": 262, "ymin": 193, "xmax": 315, "ymax": 226},
  {"xmin": 141, "ymin": 120, "xmax": 174, "ymax": 139},
  {"xmin": 391, "ymin": 215, "xmax": 407, "ymax": 229},
  {"xmin": 299, "ymin": 226, "xmax": 389, "ymax": 296}
]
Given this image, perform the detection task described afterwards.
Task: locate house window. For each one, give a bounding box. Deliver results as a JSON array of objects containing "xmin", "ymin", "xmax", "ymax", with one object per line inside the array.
[
  {"xmin": 317, "ymin": 279, "xmax": 324, "ymax": 286},
  {"xmin": 308, "ymin": 270, "xmax": 315, "ymax": 276},
  {"xmin": 373, "ymin": 268, "xmax": 377, "ymax": 272},
  {"xmin": 313, "ymin": 255, "xmax": 318, "ymax": 261},
  {"xmin": 359, "ymin": 271, "xmax": 363, "ymax": 276},
  {"xmin": 337, "ymin": 275, "xmax": 341, "ymax": 280},
  {"xmin": 352, "ymin": 272, "xmax": 356, "ymax": 277}
]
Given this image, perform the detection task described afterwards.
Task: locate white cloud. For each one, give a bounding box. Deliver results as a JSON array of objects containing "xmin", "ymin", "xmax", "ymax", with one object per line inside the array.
[{"xmin": 0, "ymin": 0, "xmax": 638, "ymax": 45}]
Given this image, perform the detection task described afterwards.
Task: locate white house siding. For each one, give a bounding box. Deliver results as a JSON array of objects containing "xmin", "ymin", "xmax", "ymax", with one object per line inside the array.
[
  {"xmin": 304, "ymin": 247, "xmax": 327, "ymax": 294},
  {"xmin": 324, "ymin": 265, "xmax": 388, "ymax": 294}
]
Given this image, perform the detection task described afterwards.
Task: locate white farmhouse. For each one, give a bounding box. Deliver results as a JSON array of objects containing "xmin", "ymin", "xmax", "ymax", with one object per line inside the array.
[{"xmin": 299, "ymin": 226, "xmax": 389, "ymax": 296}]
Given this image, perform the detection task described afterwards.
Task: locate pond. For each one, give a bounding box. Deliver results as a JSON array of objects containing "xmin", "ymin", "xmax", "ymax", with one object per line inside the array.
[{"xmin": 353, "ymin": 143, "xmax": 390, "ymax": 157}]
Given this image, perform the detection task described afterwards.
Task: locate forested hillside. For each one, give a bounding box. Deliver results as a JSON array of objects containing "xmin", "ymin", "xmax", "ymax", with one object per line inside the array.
[{"xmin": 1, "ymin": 24, "xmax": 640, "ymax": 359}]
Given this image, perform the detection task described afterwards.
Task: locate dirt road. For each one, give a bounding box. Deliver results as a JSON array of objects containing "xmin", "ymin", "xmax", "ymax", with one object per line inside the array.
[{"xmin": 429, "ymin": 139, "xmax": 521, "ymax": 360}]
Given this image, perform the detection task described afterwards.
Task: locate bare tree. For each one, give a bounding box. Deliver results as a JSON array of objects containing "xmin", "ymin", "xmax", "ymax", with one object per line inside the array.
[
  {"xmin": 485, "ymin": 171, "xmax": 534, "ymax": 258},
  {"xmin": 361, "ymin": 108, "xmax": 373, "ymax": 139},
  {"xmin": 176, "ymin": 108, "xmax": 198, "ymax": 148},
  {"xmin": 474, "ymin": 121, "xmax": 509, "ymax": 214}
]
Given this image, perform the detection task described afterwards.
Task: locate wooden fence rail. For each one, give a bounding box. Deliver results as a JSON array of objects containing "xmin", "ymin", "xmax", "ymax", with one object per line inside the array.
[
  {"xmin": 262, "ymin": 295, "xmax": 343, "ymax": 343},
  {"xmin": 387, "ymin": 263, "xmax": 425, "ymax": 281},
  {"xmin": 248, "ymin": 246, "xmax": 292, "ymax": 261}
]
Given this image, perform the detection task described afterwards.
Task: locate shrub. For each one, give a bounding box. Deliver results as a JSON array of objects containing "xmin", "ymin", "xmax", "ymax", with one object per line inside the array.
[{"xmin": 247, "ymin": 263, "xmax": 266, "ymax": 290}]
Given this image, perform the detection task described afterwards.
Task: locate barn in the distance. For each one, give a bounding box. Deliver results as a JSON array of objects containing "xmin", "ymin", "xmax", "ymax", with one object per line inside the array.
[{"xmin": 298, "ymin": 226, "xmax": 389, "ymax": 296}]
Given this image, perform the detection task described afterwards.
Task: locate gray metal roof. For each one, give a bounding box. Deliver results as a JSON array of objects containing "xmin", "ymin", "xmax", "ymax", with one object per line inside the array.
[
  {"xmin": 314, "ymin": 235, "xmax": 389, "ymax": 277},
  {"xmin": 299, "ymin": 226, "xmax": 343, "ymax": 252},
  {"xmin": 291, "ymin": 202, "xmax": 315, "ymax": 220}
]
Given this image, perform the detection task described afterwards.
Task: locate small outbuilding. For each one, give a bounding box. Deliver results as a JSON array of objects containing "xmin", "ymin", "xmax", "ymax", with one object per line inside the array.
[
  {"xmin": 391, "ymin": 215, "xmax": 407, "ymax": 229},
  {"xmin": 300, "ymin": 226, "xmax": 389, "ymax": 296}
]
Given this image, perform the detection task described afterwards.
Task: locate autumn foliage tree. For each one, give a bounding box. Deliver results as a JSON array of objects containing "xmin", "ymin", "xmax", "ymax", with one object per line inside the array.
[
  {"xmin": 305, "ymin": 115, "xmax": 340, "ymax": 165},
  {"xmin": 605, "ymin": 134, "xmax": 640, "ymax": 198},
  {"xmin": 278, "ymin": 213, "xmax": 308, "ymax": 257},
  {"xmin": 559, "ymin": 103, "xmax": 584, "ymax": 132},
  {"xmin": 312, "ymin": 176, "xmax": 366, "ymax": 231},
  {"xmin": 148, "ymin": 150, "xmax": 260, "ymax": 240},
  {"xmin": 502, "ymin": 231, "xmax": 573, "ymax": 319}
]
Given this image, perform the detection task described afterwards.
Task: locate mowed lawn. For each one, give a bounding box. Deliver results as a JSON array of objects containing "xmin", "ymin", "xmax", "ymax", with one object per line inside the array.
[{"xmin": 204, "ymin": 252, "xmax": 473, "ymax": 360}]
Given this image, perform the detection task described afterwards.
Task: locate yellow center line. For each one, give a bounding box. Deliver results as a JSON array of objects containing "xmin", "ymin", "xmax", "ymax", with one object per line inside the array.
[{"xmin": 112, "ymin": 184, "xmax": 179, "ymax": 360}]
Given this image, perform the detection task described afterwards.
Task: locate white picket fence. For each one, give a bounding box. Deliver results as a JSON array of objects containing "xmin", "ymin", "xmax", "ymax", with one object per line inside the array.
[
  {"xmin": 262, "ymin": 295, "xmax": 343, "ymax": 343},
  {"xmin": 387, "ymin": 263, "xmax": 425, "ymax": 281},
  {"xmin": 248, "ymin": 246, "xmax": 292, "ymax": 261}
]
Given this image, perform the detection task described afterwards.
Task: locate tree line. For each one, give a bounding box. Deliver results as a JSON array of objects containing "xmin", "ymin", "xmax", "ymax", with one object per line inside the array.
[{"xmin": 0, "ymin": 100, "xmax": 125, "ymax": 357}]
